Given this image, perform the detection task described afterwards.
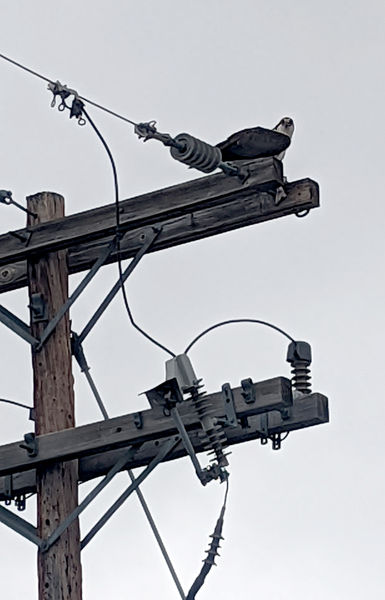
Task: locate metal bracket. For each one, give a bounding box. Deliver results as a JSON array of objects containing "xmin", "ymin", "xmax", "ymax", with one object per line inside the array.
[
  {"xmin": 271, "ymin": 433, "xmax": 282, "ymax": 450},
  {"xmin": 134, "ymin": 412, "xmax": 143, "ymax": 429},
  {"xmin": 19, "ymin": 432, "xmax": 38, "ymax": 457},
  {"xmin": 1, "ymin": 227, "xmax": 160, "ymax": 350},
  {"xmin": 77, "ymin": 227, "xmax": 162, "ymax": 345},
  {"xmin": 36, "ymin": 236, "xmax": 119, "ymax": 351},
  {"xmin": 0, "ymin": 504, "xmax": 42, "ymax": 547},
  {"xmin": 3, "ymin": 475, "xmax": 12, "ymax": 505},
  {"xmin": 145, "ymin": 378, "xmax": 184, "ymax": 410},
  {"xmin": 259, "ymin": 412, "xmax": 269, "ymax": 444},
  {"xmin": 81, "ymin": 436, "xmax": 180, "ymax": 549},
  {"xmin": 0, "ymin": 305, "xmax": 39, "ymax": 346},
  {"xmin": 241, "ymin": 378, "xmax": 256, "ymax": 404},
  {"xmin": 221, "ymin": 383, "xmax": 238, "ymax": 427},
  {"xmin": 9, "ymin": 229, "xmax": 33, "ymax": 244},
  {"xmin": 71, "ymin": 331, "xmax": 109, "ymax": 419},
  {"xmin": 29, "ymin": 293, "xmax": 48, "ymax": 323},
  {"xmin": 41, "ymin": 446, "xmax": 137, "ymax": 553}
]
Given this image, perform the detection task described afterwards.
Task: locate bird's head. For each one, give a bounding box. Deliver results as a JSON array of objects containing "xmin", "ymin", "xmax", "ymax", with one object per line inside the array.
[{"xmin": 274, "ymin": 117, "xmax": 295, "ymax": 138}]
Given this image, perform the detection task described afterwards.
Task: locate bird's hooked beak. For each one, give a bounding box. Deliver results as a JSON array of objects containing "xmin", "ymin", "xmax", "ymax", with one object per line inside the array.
[{"xmin": 274, "ymin": 117, "xmax": 295, "ymax": 138}]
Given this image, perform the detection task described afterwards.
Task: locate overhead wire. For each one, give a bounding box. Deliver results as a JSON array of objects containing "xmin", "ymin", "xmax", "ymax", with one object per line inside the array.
[
  {"xmin": 0, "ymin": 52, "xmax": 138, "ymax": 127},
  {"xmin": 184, "ymin": 318, "xmax": 295, "ymax": 354},
  {"xmin": 82, "ymin": 107, "xmax": 175, "ymax": 357}
]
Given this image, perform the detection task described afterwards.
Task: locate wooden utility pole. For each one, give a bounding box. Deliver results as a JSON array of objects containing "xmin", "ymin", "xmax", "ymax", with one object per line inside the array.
[
  {"xmin": 27, "ymin": 193, "xmax": 82, "ymax": 600},
  {"xmin": 0, "ymin": 164, "xmax": 327, "ymax": 597}
]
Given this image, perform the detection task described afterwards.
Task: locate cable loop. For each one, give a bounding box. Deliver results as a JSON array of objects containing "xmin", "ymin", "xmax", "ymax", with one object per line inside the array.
[
  {"xmin": 184, "ymin": 318, "xmax": 295, "ymax": 354},
  {"xmin": 295, "ymin": 208, "xmax": 310, "ymax": 218}
]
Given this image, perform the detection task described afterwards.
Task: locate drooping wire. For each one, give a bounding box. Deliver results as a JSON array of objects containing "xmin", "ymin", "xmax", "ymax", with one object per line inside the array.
[
  {"xmin": 184, "ymin": 318, "xmax": 295, "ymax": 354},
  {"xmin": 187, "ymin": 475, "xmax": 230, "ymax": 599},
  {"xmin": 82, "ymin": 107, "xmax": 175, "ymax": 358},
  {"xmin": 0, "ymin": 52, "xmax": 138, "ymax": 127}
]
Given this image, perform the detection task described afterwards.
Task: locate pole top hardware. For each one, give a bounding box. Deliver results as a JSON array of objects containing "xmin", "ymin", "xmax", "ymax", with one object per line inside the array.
[
  {"xmin": 145, "ymin": 378, "xmax": 184, "ymax": 413},
  {"xmin": 29, "ymin": 293, "xmax": 48, "ymax": 324},
  {"xmin": 19, "ymin": 433, "xmax": 38, "ymax": 458}
]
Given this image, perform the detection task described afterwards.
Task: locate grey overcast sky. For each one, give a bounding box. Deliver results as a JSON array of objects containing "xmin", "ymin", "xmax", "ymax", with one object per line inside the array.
[{"xmin": 1, "ymin": 1, "xmax": 384, "ymax": 598}]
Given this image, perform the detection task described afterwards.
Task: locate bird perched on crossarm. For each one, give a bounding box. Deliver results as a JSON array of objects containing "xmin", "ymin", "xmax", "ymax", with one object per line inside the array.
[{"xmin": 216, "ymin": 117, "xmax": 294, "ymax": 162}]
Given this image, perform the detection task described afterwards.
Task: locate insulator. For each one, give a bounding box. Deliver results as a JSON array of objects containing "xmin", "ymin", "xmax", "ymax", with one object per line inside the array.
[
  {"xmin": 189, "ymin": 383, "xmax": 229, "ymax": 468},
  {"xmin": 291, "ymin": 362, "xmax": 312, "ymax": 394},
  {"xmin": 170, "ymin": 133, "xmax": 222, "ymax": 173},
  {"xmin": 286, "ymin": 340, "xmax": 312, "ymax": 394}
]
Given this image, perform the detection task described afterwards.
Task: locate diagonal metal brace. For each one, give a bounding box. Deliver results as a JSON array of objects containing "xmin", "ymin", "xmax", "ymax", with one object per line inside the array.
[
  {"xmin": 77, "ymin": 226, "xmax": 162, "ymax": 345},
  {"xmin": 81, "ymin": 436, "xmax": 180, "ymax": 549},
  {"xmin": 170, "ymin": 406, "xmax": 207, "ymax": 484},
  {"xmin": 36, "ymin": 236, "xmax": 119, "ymax": 351},
  {"xmin": 41, "ymin": 446, "xmax": 136, "ymax": 553},
  {"xmin": 0, "ymin": 305, "xmax": 39, "ymax": 346},
  {"xmin": 71, "ymin": 332, "xmax": 109, "ymax": 419},
  {"xmin": 0, "ymin": 504, "xmax": 42, "ymax": 547}
]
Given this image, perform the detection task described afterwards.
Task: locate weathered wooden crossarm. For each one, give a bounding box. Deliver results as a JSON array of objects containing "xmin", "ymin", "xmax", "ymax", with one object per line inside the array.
[
  {"xmin": 0, "ymin": 391, "xmax": 329, "ymax": 499},
  {"xmin": 0, "ymin": 162, "xmax": 319, "ymax": 292},
  {"xmin": 0, "ymin": 158, "xmax": 283, "ymax": 266},
  {"xmin": 0, "ymin": 376, "xmax": 292, "ymax": 477}
]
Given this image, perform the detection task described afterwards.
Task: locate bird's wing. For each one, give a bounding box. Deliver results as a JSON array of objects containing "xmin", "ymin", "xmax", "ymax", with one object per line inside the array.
[{"xmin": 216, "ymin": 126, "xmax": 291, "ymax": 161}]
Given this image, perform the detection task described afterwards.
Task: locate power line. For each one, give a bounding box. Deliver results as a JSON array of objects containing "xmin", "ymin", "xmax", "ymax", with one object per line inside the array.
[
  {"xmin": 0, "ymin": 52, "xmax": 138, "ymax": 127},
  {"xmin": 83, "ymin": 106, "xmax": 176, "ymax": 358},
  {"xmin": 184, "ymin": 318, "xmax": 295, "ymax": 354}
]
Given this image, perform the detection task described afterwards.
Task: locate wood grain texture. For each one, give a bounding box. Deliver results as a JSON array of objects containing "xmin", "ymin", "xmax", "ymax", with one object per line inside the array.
[
  {"xmin": 0, "ymin": 169, "xmax": 319, "ymax": 293},
  {"xmin": 0, "ymin": 377, "xmax": 328, "ymax": 477},
  {"xmin": 0, "ymin": 391, "xmax": 329, "ymax": 499},
  {"xmin": 27, "ymin": 193, "xmax": 82, "ymax": 600}
]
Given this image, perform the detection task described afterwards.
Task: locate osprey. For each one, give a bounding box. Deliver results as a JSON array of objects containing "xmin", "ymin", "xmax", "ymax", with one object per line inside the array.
[{"xmin": 216, "ymin": 117, "xmax": 294, "ymax": 161}]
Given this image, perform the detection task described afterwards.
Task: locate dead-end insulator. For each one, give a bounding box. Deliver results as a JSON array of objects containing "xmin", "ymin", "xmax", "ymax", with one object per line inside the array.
[
  {"xmin": 170, "ymin": 133, "xmax": 223, "ymax": 173},
  {"xmin": 286, "ymin": 340, "xmax": 312, "ymax": 394}
]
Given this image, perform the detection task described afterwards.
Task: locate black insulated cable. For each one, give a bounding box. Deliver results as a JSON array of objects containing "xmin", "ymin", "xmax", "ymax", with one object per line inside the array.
[
  {"xmin": 81, "ymin": 106, "xmax": 176, "ymax": 358},
  {"xmin": 184, "ymin": 318, "xmax": 295, "ymax": 354},
  {"xmin": 187, "ymin": 476, "xmax": 230, "ymax": 599}
]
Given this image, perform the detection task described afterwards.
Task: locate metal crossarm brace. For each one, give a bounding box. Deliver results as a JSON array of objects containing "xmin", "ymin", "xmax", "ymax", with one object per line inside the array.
[
  {"xmin": 0, "ymin": 305, "xmax": 39, "ymax": 346},
  {"xmin": 41, "ymin": 447, "xmax": 136, "ymax": 552},
  {"xmin": 73, "ymin": 331, "xmax": 185, "ymax": 597},
  {"xmin": 170, "ymin": 407, "xmax": 206, "ymax": 483},
  {"xmin": 72, "ymin": 332, "xmax": 109, "ymax": 419},
  {"xmin": 0, "ymin": 448, "xmax": 137, "ymax": 552},
  {"xmin": 0, "ymin": 504, "xmax": 42, "ymax": 547},
  {"xmin": 81, "ymin": 436, "xmax": 180, "ymax": 549},
  {"xmin": 77, "ymin": 226, "xmax": 161, "ymax": 344},
  {"xmin": 36, "ymin": 236, "xmax": 118, "ymax": 350}
]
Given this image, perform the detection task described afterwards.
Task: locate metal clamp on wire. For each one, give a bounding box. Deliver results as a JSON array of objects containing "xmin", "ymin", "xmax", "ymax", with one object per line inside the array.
[{"xmin": 47, "ymin": 80, "xmax": 86, "ymax": 125}]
